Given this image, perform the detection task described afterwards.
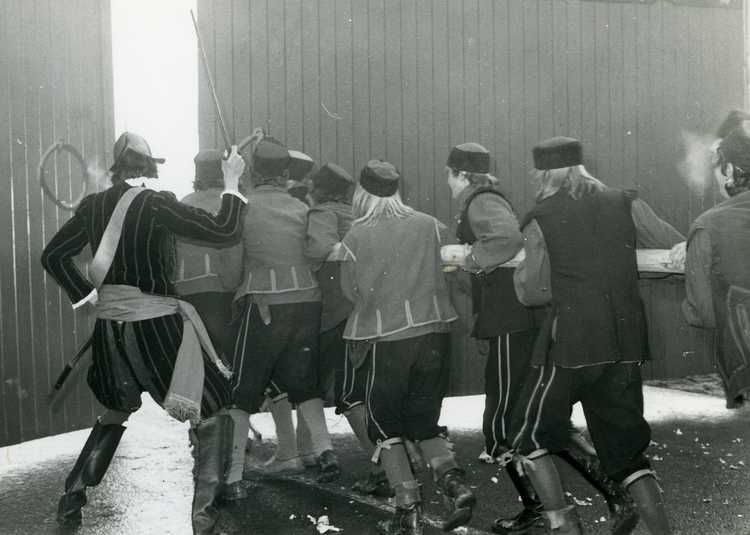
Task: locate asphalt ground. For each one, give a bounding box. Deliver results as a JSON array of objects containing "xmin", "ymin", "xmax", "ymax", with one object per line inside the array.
[{"xmin": 1, "ymin": 389, "xmax": 749, "ymax": 535}]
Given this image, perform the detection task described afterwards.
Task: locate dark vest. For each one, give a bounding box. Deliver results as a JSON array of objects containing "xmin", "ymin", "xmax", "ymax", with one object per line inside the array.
[
  {"xmin": 456, "ymin": 187, "xmax": 536, "ymax": 338},
  {"xmin": 523, "ymin": 188, "xmax": 648, "ymax": 367}
]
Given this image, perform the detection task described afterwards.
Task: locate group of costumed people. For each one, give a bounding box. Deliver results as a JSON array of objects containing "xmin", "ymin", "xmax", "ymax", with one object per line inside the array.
[{"xmin": 40, "ymin": 106, "xmax": 750, "ymax": 535}]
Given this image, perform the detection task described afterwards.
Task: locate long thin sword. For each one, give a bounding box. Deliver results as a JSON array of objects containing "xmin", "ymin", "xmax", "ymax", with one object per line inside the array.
[{"xmin": 190, "ymin": 9, "xmax": 232, "ymax": 152}]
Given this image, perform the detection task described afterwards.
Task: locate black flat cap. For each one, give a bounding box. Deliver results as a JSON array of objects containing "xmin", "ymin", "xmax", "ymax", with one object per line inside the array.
[
  {"xmin": 447, "ymin": 142, "xmax": 490, "ymax": 173},
  {"xmin": 532, "ymin": 137, "xmax": 583, "ymax": 170},
  {"xmin": 359, "ymin": 160, "xmax": 400, "ymax": 197}
]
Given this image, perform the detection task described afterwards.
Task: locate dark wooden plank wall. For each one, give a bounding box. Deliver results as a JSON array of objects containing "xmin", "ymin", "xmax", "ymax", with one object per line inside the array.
[
  {"xmin": 197, "ymin": 0, "xmax": 745, "ymax": 394},
  {"xmin": 0, "ymin": 0, "xmax": 113, "ymax": 446}
]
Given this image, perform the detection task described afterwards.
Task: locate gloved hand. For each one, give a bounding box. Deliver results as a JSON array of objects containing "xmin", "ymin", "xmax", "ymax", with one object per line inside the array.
[{"xmin": 221, "ymin": 145, "xmax": 246, "ymax": 192}]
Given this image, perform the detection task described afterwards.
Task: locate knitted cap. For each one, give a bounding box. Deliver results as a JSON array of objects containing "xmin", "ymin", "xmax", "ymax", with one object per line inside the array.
[
  {"xmin": 311, "ymin": 162, "xmax": 354, "ymax": 194},
  {"xmin": 252, "ymin": 138, "xmax": 291, "ymax": 177},
  {"xmin": 447, "ymin": 142, "xmax": 490, "ymax": 173},
  {"xmin": 359, "ymin": 160, "xmax": 400, "ymax": 197},
  {"xmin": 532, "ymin": 137, "xmax": 583, "ymax": 170}
]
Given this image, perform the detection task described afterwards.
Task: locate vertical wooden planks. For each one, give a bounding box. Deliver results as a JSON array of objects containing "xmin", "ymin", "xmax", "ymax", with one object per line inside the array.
[
  {"xmin": 621, "ymin": 2, "xmax": 638, "ymax": 189},
  {"xmin": 493, "ymin": 1, "xmax": 512, "ymax": 194},
  {"xmin": 350, "ymin": 0, "xmax": 370, "ymax": 171},
  {"xmin": 477, "ymin": 0, "xmax": 495, "ymax": 166},
  {"xmin": 197, "ymin": 0, "xmax": 217, "ymax": 148},
  {"xmin": 319, "ymin": 0, "xmax": 339, "ymax": 164},
  {"xmin": 334, "ymin": 0, "xmax": 354, "ymax": 171},
  {"xmin": 431, "ymin": 0, "xmax": 451, "ymax": 224},
  {"xmin": 285, "ymin": 0, "xmax": 304, "ymax": 150},
  {"xmin": 267, "ymin": 0, "xmax": 286, "ymax": 140},
  {"xmin": 399, "ymin": 0, "xmax": 419, "ymax": 206},
  {"xmin": 415, "ymin": 0, "xmax": 436, "ymax": 215},
  {"xmin": 368, "ymin": 0, "xmax": 386, "ymax": 160},
  {"xmin": 607, "ymin": 4, "xmax": 625, "ymax": 188},
  {"xmin": 506, "ymin": 0, "xmax": 526, "ymax": 208},
  {"xmin": 232, "ymin": 0, "xmax": 253, "ymax": 140},
  {"xmin": 213, "ymin": 0, "xmax": 235, "ymax": 143},
  {"xmin": 249, "ymin": 0, "xmax": 270, "ymax": 132},
  {"xmin": 462, "ymin": 0, "xmax": 480, "ymax": 144},
  {"xmin": 0, "ymin": 0, "xmax": 18, "ymax": 444}
]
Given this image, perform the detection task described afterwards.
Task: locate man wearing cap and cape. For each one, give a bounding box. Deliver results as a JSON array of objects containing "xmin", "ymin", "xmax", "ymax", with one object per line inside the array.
[
  {"xmin": 444, "ymin": 142, "xmax": 635, "ymax": 535},
  {"xmin": 682, "ymin": 122, "xmax": 750, "ymax": 408},
  {"xmin": 41, "ymin": 132, "xmax": 247, "ymax": 534},
  {"xmin": 509, "ymin": 137, "xmax": 681, "ymax": 534},
  {"xmin": 340, "ymin": 160, "xmax": 475, "ymax": 534}
]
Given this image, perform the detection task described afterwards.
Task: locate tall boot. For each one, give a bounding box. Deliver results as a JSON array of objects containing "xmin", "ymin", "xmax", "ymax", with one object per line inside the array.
[
  {"xmin": 298, "ymin": 398, "xmax": 340, "ymax": 482},
  {"xmin": 624, "ymin": 472, "xmax": 671, "ymax": 535},
  {"xmin": 377, "ymin": 442, "xmax": 423, "ymax": 535},
  {"xmin": 57, "ymin": 421, "xmax": 126, "ymax": 525},
  {"xmin": 264, "ymin": 397, "xmax": 303, "ymax": 473},
  {"xmin": 557, "ymin": 442, "xmax": 638, "ymax": 535},
  {"xmin": 345, "ymin": 405, "xmax": 391, "ymax": 497},
  {"xmin": 222, "ymin": 409, "xmax": 249, "ymax": 502},
  {"xmin": 192, "ymin": 414, "xmax": 233, "ymax": 535},
  {"xmin": 541, "ymin": 505, "xmax": 584, "ymax": 535},
  {"xmin": 420, "ymin": 436, "xmax": 476, "ymax": 531},
  {"xmin": 492, "ymin": 463, "xmax": 544, "ymax": 534},
  {"xmin": 296, "ymin": 410, "xmax": 317, "ymax": 467}
]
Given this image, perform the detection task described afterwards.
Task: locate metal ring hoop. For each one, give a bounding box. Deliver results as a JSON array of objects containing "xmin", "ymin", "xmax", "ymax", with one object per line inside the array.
[
  {"xmin": 38, "ymin": 141, "xmax": 88, "ymax": 211},
  {"xmin": 237, "ymin": 127, "xmax": 265, "ymax": 155}
]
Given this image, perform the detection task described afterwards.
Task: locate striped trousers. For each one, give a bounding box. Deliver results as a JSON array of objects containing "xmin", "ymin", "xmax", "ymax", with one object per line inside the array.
[
  {"xmin": 482, "ymin": 329, "xmax": 537, "ymax": 457},
  {"xmin": 87, "ymin": 315, "xmax": 231, "ymax": 418}
]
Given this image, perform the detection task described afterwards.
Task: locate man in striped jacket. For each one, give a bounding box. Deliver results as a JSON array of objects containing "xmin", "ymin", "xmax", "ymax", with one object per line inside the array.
[{"xmin": 41, "ymin": 132, "xmax": 247, "ymax": 535}]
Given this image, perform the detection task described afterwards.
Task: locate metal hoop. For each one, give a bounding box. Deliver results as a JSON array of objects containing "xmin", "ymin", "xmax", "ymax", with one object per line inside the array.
[
  {"xmin": 38, "ymin": 141, "xmax": 89, "ymax": 211},
  {"xmin": 237, "ymin": 127, "xmax": 266, "ymax": 154}
]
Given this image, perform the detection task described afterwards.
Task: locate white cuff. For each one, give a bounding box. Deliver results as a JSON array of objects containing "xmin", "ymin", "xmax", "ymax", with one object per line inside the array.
[
  {"xmin": 72, "ymin": 288, "xmax": 98, "ymax": 309},
  {"xmin": 222, "ymin": 190, "xmax": 248, "ymax": 204}
]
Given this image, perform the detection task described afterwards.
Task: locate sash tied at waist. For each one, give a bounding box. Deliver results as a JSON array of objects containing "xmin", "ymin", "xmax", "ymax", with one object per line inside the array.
[{"xmin": 95, "ymin": 284, "xmax": 233, "ymax": 423}]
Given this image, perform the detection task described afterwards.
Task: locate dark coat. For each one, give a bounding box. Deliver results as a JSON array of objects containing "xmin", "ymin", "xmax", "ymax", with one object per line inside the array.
[{"xmin": 41, "ymin": 182, "xmax": 245, "ymax": 414}]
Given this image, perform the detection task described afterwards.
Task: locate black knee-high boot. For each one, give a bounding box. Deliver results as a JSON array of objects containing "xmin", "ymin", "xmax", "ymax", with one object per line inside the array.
[
  {"xmin": 557, "ymin": 442, "xmax": 639, "ymax": 535},
  {"xmin": 492, "ymin": 463, "xmax": 544, "ymax": 534},
  {"xmin": 57, "ymin": 421, "xmax": 126, "ymax": 524},
  {"xmin": 192, "ymin": 414, "xmax": 233, "ymax": 535}
]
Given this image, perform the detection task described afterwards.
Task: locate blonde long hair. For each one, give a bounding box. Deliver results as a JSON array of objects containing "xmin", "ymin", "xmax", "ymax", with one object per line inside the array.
[
  {"xmin": 351, "ymin": 185, "xmax": 416, "ymax": 226},
  {"xmin": 534, "ymin": 164, "xmax": 607, "ymax": 201}
]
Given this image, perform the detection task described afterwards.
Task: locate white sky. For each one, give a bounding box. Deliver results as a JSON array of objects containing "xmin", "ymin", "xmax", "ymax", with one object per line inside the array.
[{"xmin": 111, "ymin": 0, "xmax": 198, "ymax": 199}]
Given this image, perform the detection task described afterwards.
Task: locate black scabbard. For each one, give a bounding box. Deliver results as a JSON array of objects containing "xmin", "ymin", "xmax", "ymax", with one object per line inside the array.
[{"xmin": 48, "ymin": 335, "xmax": 93, "ymax": 405}]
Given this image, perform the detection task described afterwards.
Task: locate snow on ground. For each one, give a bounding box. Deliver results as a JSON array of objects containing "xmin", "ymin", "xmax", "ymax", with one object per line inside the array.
[{"xmin": 2, "ymin": 381, "xmax": 735, "ymax": 473}]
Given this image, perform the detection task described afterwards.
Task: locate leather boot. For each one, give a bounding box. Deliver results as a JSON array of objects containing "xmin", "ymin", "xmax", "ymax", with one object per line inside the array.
[
  {"xmin": 437, "ymin": 468, "xmax": 476, "ymax": 531},
  {"xmin": 378, "ymin": 503, "xmax": 424, "ymax": 535},
  {"xmin": 558, "ymin": 443, "xmax": 638, "ymax": 535},
  {"xmin": 625, "ymin": 472, "xmax": 671, "ymax": 535},
  {"xmin": 57, "ymin": 421, "xmax": 126, "ymax": 525},
  {"xmin": 352, "ymin": 468, "xmax": 394, "ymax": 498},
  {"xmin": 542, "ymin": 505, "xmax": 583, "ymax": 535},
  {"xmin": 192, "ymin": 414, "xmax": 232, "ymax": 535},
  {"xmin": 377, "ymin": 480, "xmax": 424, "ymax": 535},
  {"xmin": 492, "ymin": 464, "xmax": 544, "ymax": 534}
]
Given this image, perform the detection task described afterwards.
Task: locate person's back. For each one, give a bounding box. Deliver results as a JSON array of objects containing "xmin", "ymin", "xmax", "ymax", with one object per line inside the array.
[
  {"xmin": 175, "ymin": 188, "xmax": 243, "ymax": 295},
  {"xmin": 238, "ymin": 186, "xmax": 318, "ymax": 296},
  {"xmin": 528, "ymin": 187, "xmax": 647, "ymax": 366},
  {"xmin": 342, "ymin": 210, "xmax": 456, "ymax": 340},
  {"xmin": 693, "ymin": 193, "xmax": 750, "ymax": 297}
]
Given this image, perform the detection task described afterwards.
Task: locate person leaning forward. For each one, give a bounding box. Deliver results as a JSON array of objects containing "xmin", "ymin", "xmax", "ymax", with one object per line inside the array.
[
  {"xmin": 445, "ymin": 142, "xmax": 636, "ymax": 535},
  {"xmin": 682, "ymin": 122, "xmax": 750, "ymax": 408},
  {"xmin": 508, "ymin": 137, "xmax": 680, "ymax": 535},
  {"xmin": 226, "ymin": 138, "xmax": 339, "ymax": 487},
  {"xmin": 41, "ymin": 133, "xmax": 247, "ymax": 535},
  {"xmin": 340, "ymin": 160, "xmax": 475, "ymax": 534}
]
